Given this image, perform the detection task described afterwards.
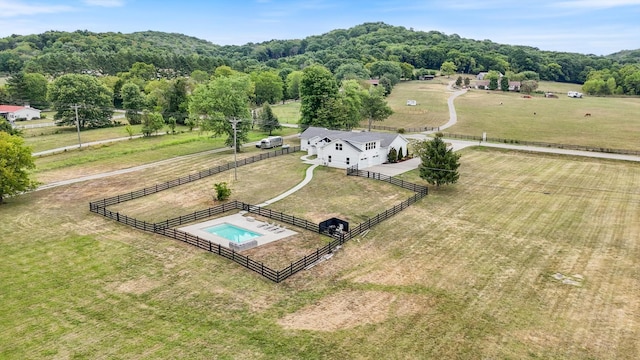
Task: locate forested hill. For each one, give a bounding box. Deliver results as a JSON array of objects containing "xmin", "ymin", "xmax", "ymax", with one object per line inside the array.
[{"xmin": 0, "ymin": 22, "xmax": 638, "ymax": 84}]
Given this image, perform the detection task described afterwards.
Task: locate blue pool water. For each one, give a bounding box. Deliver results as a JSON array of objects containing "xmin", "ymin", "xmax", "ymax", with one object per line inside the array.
[{"xmin": 202, "ymin": 223, "xmax": 261, "ymax": 243}]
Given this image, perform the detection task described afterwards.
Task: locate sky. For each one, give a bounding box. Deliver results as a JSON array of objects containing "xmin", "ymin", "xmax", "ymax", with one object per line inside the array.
[{"xmin": 1, "ymin": 0, "xmax": 640, "ymax": 56}]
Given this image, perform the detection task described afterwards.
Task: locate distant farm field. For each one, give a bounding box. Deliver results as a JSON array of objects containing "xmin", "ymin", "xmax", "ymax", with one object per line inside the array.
[
  {"xmin": 382, "ymin": 77, "xmax": 451, "ymax": 129},
  {"xmin": 270, "ymin": 101, "xmax": 301, "ymax": 124},
  {"xmin": 382, "ymin": 80, "xmax": 640, "ymax": 151},
  {"xmin": 452, "ymin": 88, "xmax": 640, "ymax": 150}
]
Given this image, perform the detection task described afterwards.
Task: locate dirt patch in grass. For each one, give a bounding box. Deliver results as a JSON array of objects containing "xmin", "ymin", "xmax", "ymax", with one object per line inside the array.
[
  {"xmin": 277, "ymin": 290, "xmax": 425, "ymax": 331},
  {"xmin": 109, "ymin": 276, "xmax": 163, "ymax": 295}
]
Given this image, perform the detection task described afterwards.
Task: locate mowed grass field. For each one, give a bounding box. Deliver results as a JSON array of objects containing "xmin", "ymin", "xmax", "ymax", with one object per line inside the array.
[
  {"xmin": 1, "ymin": 146, "xmax": 638, "ymax": 358},
  {"xmin": 381, "ymin": 80, "xmax": 640, "ymax": 150},
  {"xmin": 2, "ymin": 78, "xmax": 639, "ymax": 358}
]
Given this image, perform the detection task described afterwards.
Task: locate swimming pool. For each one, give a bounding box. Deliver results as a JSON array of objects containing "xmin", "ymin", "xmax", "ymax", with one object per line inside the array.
[{"xmin": 202, "ymin": 223, "xmax": 261, "ymax": 243}]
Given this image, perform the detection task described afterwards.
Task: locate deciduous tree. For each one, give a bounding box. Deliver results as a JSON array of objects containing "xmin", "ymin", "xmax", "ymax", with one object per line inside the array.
[
  {"xmin": 285, "ymin": 70, "xmax": 303, "ymax": 100},
  {"xmin": 47, "ymin": 74, "xmax": 114, "ymax": 129},
  {"xmin": 252, "ymin": 70, "xmax": 283, "ymax": 105},
  {"xmin": 121, "ymin": 82, "xmax": 145, "ymax": 125},
  {"xmin": 300, "ymin": 65, "xmax": 339, "ymax": 129},
  {"xmin": 141, "ymin": 112, "xmax": 164, "ymax": 137},
  {"xmin": 339, "ymin": 79, "xmax": 366, "ymax": 130},
  {"xmin": 0, "ymin": 132, "xmax": 38, "ymax": 204},
  {"xmin": 415, "ymin": 134, "xmax": 461, "ymax": 187},
  {"xmin": 361, "ymin": 86, "xmax": 393, "ymax": 131},
  {"xmin": 440, "ymin": 61, "xmax": 457, "ymax": 78},
  {"xmin": 189, "ymin": 75, "xmax": 252, "ymax": 151},
  {"xmin": 520, "ymin": 80, "xmax": 538, "ymax": 94}
]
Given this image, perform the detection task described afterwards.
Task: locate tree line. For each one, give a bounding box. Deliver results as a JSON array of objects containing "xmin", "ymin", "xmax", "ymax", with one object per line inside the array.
[{"xmin": 1, "ymin": 22, "xmax": 640, "ymax": 95}]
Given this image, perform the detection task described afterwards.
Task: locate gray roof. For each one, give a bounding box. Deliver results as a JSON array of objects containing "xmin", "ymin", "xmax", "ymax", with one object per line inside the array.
[{"xmin": 301, "ymin": 127, "xmax": 404, "ymax": 148}]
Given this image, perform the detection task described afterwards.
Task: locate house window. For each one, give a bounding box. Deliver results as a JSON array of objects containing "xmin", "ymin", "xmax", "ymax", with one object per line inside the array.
[
  {"xmin": 335, "ymin": 143, "xmax": 342, "ymax": 151},
  {"xmin": 328, "ymin": 155, "xmax": 332, "ymax": 163},
  {"xmin": 346, "ymin": 158, "xmax": 350, "ymax": 165},
  {"xmin": 365, "ymin": 141, "xmax": 376, "ymax": 150}
]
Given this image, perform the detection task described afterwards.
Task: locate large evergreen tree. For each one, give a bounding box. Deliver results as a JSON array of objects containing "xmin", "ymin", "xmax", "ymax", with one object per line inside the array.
[
  {"xmin": 6, "ymin": 72, "xmax": 49, "ymax": 108},
  {"xmin": 258, "ymin": 103, "xmax": 281, "ymax": 135},
  {"xmin": 415, "ymin": 134, "xmax": 461, "ymax": 187}
]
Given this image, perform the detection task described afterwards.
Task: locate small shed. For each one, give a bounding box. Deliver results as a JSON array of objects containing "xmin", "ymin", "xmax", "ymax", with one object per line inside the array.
[{"xmin": 319, "ymin": 218, "xmax": 349, "ymax": 235}]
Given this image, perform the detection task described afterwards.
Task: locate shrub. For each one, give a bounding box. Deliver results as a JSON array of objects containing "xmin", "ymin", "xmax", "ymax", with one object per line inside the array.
[
  {"xmin": 387, "ymin": 147, "xmax": 398, "ymax": 163},
  {"xmin": 214, "ymin": 182, "xmax": 231, "ymax": 201},
  {"xmin": 125, "ymin": 124, "xmax": 134, "ymax": 138},
  {"xmin": 397, "ymin": 128, "xmax": 405, "ymax": 134}
]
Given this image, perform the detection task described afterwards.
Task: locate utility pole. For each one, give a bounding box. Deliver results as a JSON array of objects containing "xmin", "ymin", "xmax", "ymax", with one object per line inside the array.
[
  {"xmin": 228, "ymin": 118, "xmax": 241, "ymax": 181},
  {"xmin": 72, "ymin": 104, "xmax": 82, "ymax": 148}
]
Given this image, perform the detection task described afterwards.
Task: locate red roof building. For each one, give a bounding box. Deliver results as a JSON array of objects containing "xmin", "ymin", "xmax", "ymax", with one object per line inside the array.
[{"xmin": 0, "ymin": 105, "xmax": 41, "ymax": 121}]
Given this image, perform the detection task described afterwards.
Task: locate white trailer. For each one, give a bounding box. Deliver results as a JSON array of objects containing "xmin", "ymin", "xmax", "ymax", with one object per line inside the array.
[
  {"xmin": 567, "ymin": 91, "xmax": 583, "ymax": 98},
  {"xmin": 259, "ymin": 136, "xmax": 283, "ymax": 149}
]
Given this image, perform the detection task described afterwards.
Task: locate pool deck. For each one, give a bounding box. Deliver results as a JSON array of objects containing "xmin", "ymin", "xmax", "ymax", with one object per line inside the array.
[{"xmin": 178, "ymin": 213, "xmax": 298, "ymax": 250}]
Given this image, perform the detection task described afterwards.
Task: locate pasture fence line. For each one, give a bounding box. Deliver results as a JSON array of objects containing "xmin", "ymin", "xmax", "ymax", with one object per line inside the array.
[
  {"xmin": 89, "ymin": 149, "xmax": 429, "ymax": 282},
  {"xmin": 346, "ymin": 167, "xmax": 428, "ymax": 195},
  {"xmin": 152, "ymin": 201, "xmax": 320, "ymax": 234},
  {"xmin": 89, "ymin": 146, "xmax": 301, "ymax": 208},
  {"xmin": 368, "ymin": 124, "xmax": 439, "ymax": 133},
  {"xmin": 439, "ymin": 132, "xmax": 640, "ymax": 156}
]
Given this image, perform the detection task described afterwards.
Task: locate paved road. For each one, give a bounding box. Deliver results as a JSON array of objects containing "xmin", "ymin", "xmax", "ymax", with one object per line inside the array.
[{"xmin": 363, "ymin": 85, "xmax": 640, "ymax": 176}]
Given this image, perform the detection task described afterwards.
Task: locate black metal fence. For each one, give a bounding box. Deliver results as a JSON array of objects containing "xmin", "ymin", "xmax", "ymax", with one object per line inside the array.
[
  {"xmin": 89, "ymin": 147, "xmax": 429, "ymax": 282},
  {"xmin": 439, "ymin": 132, "xmax": 640, "ymax": 156},
  {"xmin": 90, "ymin": 146, "xmax": 301, "ymax": 208},
  {"xmin": 346, "ymin": 167, "xmax": 428, "ymax": 195}
]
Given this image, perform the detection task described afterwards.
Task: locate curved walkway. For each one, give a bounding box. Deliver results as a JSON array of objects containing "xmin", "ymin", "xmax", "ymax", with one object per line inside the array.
[{"xmin": 255, "ymin": 155, "xmax": 319, "ymax": 207}]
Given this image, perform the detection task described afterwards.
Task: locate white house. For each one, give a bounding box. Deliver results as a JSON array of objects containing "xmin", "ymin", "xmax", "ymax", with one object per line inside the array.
[
  {"xmin": 300, "ymin": 127, "xmax": 410, "ymax": 169},
  {"xmin": 0, "ymin": 105, "xmax": 41, "ymax": 121}
]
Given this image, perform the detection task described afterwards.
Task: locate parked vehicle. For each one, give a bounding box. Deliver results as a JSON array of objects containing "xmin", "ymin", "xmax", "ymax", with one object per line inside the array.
[
  {"xmin": 259, "ymin": 136, "xmax": 283, "ymax": 149},
  {"xmin": 567, "ymin": 91, "xmax": 583, "ymax": 98}
]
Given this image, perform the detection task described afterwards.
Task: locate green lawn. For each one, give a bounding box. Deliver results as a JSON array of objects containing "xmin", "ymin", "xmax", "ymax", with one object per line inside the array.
[
  {"xmin": 381, "ymin": 80, "xmax": 640, "ymax": 150},
  {"xmin": 2, "ymin": 79, "xmax": 639, "ymax": 359},
  {"xmin": 271, "ymin": 101, "xmax": 301, "ymax": 124},
  {"xmin": 2, "ymin": 147, "xmax": 638, "ymax": 359}
]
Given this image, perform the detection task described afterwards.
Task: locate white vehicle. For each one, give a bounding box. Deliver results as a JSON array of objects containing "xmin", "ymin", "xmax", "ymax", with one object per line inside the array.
[
  {"xmin": 259, "ymin": 136, "xmax": 283, "ymax": 149},
  {"xmin": 567, "ymin": 91, "xmax": 583, "ymax": 98}
]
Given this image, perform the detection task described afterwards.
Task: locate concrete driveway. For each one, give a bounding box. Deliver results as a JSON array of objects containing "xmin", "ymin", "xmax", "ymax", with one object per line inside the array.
[{"xmin": 362, "ymin": 157, "xmax": 421, "ymax": 176}]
